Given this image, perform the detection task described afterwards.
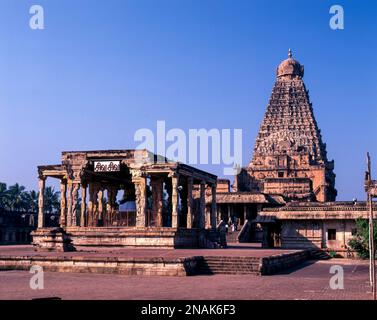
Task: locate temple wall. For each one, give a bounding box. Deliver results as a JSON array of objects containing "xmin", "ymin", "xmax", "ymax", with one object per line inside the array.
[
  {"xmin": 281, "ymin": 220, "xmax": 322, "ymax": 249},
  {"xmin": 281, "ymin": 219, "xmax": 356, "ymax": 251},
  {"xmin": 322, "ymin": 220, "xmax": 355, "ymax": 251}
]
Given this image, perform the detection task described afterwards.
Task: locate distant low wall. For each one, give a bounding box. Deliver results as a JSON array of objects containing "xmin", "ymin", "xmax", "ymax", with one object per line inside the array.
[
  {"xmin": 0, "ymin": 255, "xmax": 199, "ymax": 277},
  {"xmin": 260, "ymin": 250, "xmax": 309, "ymax": 275},
  {"xmin": 0, "ymin": 250, "xmax": 309, "ymax": 276}
]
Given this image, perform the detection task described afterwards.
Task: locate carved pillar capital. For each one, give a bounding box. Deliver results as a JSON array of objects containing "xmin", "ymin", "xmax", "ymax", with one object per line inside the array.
[{"xmin": 130, "ymin": 168, "xmax": 147, "ymax": 181}]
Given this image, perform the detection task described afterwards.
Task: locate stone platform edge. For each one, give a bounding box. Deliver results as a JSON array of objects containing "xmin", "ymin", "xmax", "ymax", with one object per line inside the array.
[{"xmin": 0, "ymin": 250, "xmax": 309, "ymax": 277}]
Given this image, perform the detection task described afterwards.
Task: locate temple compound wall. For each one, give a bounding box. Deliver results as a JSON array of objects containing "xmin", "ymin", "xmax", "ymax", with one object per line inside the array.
[
  {"xmin": 0, "ymin": 211, "xmax": 37, "ymax": 245},
  {"xmin": 32, "ymin": 149, "xmax": 219, "ymax": 251}
]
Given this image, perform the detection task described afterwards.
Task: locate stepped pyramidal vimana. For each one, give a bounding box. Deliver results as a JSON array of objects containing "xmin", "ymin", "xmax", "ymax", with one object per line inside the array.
[{"xmin": 237, "ymin": 49, "xmax": 337, "ymax": 203}]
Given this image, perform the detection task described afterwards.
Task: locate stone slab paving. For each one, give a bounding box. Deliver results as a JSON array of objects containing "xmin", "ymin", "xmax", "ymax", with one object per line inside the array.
[{"xmin": 0, "ymin": 259, "xmax": 372, "ymax": 300}]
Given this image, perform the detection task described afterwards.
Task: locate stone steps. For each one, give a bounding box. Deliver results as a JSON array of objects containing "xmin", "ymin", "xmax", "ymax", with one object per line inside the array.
[
  {"xmin": 196, "ymin": 256, "xmax": 261, "ymax": 275},
  {"xmin": 309, "ymin": 249, "xmax": 331, "ymax": 260}
]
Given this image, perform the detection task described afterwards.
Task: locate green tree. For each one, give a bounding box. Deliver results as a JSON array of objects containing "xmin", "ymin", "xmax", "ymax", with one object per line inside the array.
[
  {"xmin": 0, "ymin": 182, "xmax": 10, "ymax": 210},
  {"xmin": 23, "ymin": 190, "xmax": 39, "ymax": 212},
  {"xmin": 43, "ymin": 186, "xmax": 60, "ymax": 214},
  {"xmin": 7, "ymin": 183, "xmax": 27, "ymax": 211},
  {"xmin": 348, "ymin": 218, "xmax": 377, "ymax": 259}
]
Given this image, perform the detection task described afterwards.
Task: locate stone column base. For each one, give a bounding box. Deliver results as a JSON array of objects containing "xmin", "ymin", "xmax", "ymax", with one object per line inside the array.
[{"xmin": 31, "ymin": 228, "xmax": 75, "ymax": 252}]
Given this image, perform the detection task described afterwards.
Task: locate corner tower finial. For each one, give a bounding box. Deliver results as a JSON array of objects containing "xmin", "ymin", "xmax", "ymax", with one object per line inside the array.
[{"xmin": 288, "ymin": 48, "xmax": 292, "ymax": 58}]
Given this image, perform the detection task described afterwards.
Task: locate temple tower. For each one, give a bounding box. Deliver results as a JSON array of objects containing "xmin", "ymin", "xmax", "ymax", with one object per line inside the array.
[{"xmin": 236, "ymin": 50, "xmax": 337, "ymax": 202}]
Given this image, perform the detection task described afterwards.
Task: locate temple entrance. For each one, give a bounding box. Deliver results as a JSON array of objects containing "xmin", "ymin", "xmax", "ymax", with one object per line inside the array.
[{"xmin": 266, "ymin": 222, "xmax": 282, "ymax": 248}]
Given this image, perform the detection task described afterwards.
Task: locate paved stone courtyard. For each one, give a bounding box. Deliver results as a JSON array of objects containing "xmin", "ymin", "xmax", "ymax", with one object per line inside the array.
[{"xmin": 0, "ymin": 259, "xmax": 372, "ymax": 300}]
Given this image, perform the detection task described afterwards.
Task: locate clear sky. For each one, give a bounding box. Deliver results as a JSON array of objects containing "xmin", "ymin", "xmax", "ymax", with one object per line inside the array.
[{"xmin": 0, "ymin": 0, "xmax": 376, "ymax": 200}]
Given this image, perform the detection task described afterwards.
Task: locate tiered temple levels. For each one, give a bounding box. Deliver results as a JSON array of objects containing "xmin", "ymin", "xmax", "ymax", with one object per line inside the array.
[{"xmin": 236, "ymin": 50, "xmax": 337, "ymax": 202}]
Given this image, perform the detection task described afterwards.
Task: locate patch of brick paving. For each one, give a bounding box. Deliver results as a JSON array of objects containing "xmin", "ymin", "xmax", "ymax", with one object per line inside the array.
[{"xmin": 0, "ymin": 260, "xmax": 372, "ymax": 300}]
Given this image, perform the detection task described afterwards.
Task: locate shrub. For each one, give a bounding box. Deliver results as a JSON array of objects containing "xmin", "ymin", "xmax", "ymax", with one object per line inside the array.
[{"xmin": 348, "ymin": 218, "xmax": 377, "ymax": 259}]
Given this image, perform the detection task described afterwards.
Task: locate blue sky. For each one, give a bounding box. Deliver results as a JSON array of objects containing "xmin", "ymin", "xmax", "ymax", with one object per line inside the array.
[{"xmin": 0, "ymin": 0, "xmax": 376, "ymax": 200}]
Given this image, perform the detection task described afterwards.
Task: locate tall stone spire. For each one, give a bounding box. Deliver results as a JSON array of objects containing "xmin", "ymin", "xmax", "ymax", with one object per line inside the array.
[{"xmin": 236, "ymin": 51, "xmax": 337, "ymax": 202}]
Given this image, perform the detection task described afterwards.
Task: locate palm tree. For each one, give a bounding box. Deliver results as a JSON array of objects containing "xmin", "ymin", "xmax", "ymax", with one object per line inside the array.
[
  {"xmin": 29, "ymin": 190, "xmax": 39, "ymax": 212},
  {"xmin": 23, "ymin": 190, "xmax": 39, "ymax": 212},
  {"xmin": 7, "ymin": 183, "xmax": 27, "ymax": 211},
  {"xmin": 0, "ymin": 182, "xmax": 10, "ymax": 210},
  {"xmin": 44, "ymin": 187, "xmax": 60, "ymax": 214}
]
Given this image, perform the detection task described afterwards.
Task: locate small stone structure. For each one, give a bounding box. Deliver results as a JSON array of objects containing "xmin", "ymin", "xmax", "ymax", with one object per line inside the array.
[{"xmin": 32, "ymin": 149, "xmax": 219, "ymax": 251}]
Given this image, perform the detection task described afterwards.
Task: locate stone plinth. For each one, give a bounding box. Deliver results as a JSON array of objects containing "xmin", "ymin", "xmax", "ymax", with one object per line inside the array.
[
  {"xmin": 0, "ymin": 246, "xmax": 308, "ymax": 276},
  {"xmin": 32, "ymin": 227, "xmax": 220, "ymax": 251},
  {"xmin": 31, "ymin": 228, "xmax": 75, "ymax": 252}
]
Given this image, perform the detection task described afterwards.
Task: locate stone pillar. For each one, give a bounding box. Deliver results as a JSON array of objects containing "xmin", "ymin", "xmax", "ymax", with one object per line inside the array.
[
  {"xmin": 211, "ymin": 183, "xmax": 217, "ymax": 229},
  {"xmin": 71, "ymin": 183, "xmax": 80, "ymax": 227},
  {"xmin": 80, "ymin": 183, "xmax": 87, "ymax": 227},
  {"xmin": 87, "ymin": 183, "xmax": 94, "ymax": 227},
  {"xmin": 66, "ymin": 180, "xmax": 73, "ymax": 227},
  {"xmin": 133, "ymin": 173, "xmax": 147, "ymax": 227},
  {"xmin": 106, "ymin": 187, "xmax": 113, "ymax": 227},
  {"xmin": 105, "ymin": 186, "xmax": 118, "ymax": 227},
  {"xmin": 186, "ymin": 177, "xmax": 193, "ymax": 228},
  {"xmin": 151, "ymin": 177, "xmax": 163, "ymax": 227},
  {"xmin": 243, "ymin": 204, "xmax": 247, "ymax": 224},
  {"xmin": 171, "ymin": 174, "xmax": 179, "ymax": 228},
  {"xmin": 87, "ymin": 183, "xmax": 99, "ymax": 227},
  {"xmin": 205, "ymin": 206, "xmax": 211, "ymax": 229},
  {"xmin": 111, "ymin": 187, "xmax": 118, "ymax": 226},
  {"xmin": 199, "ymin": 181, "xmax": 206, "ymax": 229},
  {"xmin": 92, "ymin": 184, "xmax": 99, "ymax": 226},
  {"xmin": 97, "ymin": 188, "xmax": 104, "ymax": 225},
  {"xmin": 37, "ymin": 177, "xmax": 46, "ymax": 228},
  {"xmin": 59, "ymin": 179, "xmax": 67, "ymax": 227},
  {"xmin": 227, "ymin": 204, "xmax": 231, "ymax": 223}
]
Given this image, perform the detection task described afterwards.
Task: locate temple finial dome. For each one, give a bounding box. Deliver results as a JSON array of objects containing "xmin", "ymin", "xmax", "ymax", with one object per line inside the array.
[{"xmin": 276, "ymin": 49, "xmax": 304, "ymax": 78}]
